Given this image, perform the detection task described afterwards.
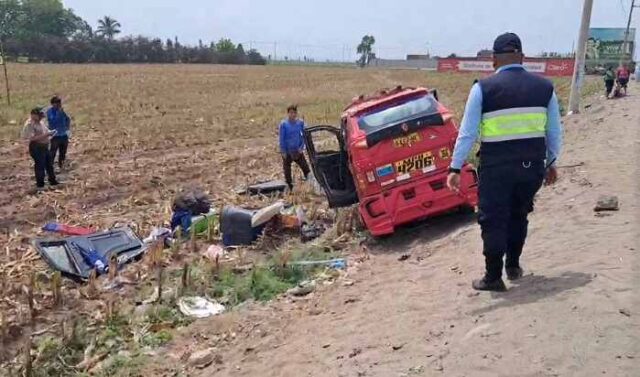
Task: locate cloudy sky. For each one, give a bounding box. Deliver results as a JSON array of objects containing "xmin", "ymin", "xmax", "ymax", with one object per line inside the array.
[{"xmin": 64, "ymin": 0, "xmax": 638, "ymax": 61}]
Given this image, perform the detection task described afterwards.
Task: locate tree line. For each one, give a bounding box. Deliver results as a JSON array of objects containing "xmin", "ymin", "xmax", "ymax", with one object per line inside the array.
[{"xmin": 0, "ymin": 0, "xmax": 267, "ymax": 65}]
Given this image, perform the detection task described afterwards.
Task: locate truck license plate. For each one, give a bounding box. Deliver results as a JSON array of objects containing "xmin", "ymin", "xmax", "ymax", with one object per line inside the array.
[{"xmin": 395, "ymin": 152, "xmax": 435, "ymax": 174}]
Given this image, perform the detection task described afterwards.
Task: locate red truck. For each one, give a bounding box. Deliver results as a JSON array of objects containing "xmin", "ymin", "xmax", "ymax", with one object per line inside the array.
[{"xmin": 304, "ymin": 86, "xmax": 478, "ymax": 236}]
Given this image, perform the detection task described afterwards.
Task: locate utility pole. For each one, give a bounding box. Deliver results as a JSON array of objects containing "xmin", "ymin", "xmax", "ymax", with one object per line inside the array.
[
  {"xmin": 568, "ymin": 0, "xmax": 594, "ymax": 114},
  {"xmin": 0, "ymin": 40, "xmax": 10, "ymax": 106},
  {"xmin": 622, "ymin": 0, "xmax": 638, "ymax": 61}
]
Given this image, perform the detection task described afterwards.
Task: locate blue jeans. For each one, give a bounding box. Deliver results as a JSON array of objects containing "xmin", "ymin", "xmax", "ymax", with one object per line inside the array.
[{"xmin": 478, "ymin": 160, "xmax": 545, "ymax": 280}]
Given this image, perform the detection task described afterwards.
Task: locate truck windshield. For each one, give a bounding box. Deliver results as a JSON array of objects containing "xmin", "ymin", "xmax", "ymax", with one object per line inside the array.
[{"xmin": 358, "ymin": 95, "xmax": 439, "ymax": 133}]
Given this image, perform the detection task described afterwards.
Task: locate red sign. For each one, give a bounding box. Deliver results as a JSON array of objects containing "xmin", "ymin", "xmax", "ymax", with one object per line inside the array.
[{"xmin": 437, "ymin": 57, "xmax": 574, "ymax": 77}]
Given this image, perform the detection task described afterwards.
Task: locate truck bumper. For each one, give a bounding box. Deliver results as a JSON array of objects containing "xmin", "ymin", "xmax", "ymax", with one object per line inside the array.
[{"xmin": 359, "ymin": 164, "xmax": 478, "ymax": 236}]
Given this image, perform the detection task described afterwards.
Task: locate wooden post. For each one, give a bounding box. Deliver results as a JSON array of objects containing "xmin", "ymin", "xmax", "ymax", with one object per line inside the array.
[
  {"xmin": 207, "ymin": 216, "xmax": 213, "ymax": 242},
  {"xmin": 51, "ymin": 271, "xmax": 62, "ymax": 308},
  {"xmin": 172, "ymin": 227, "xmax": 182, "ymax": 253},
  {"xmin": 23, "ymin": 334, "xmax": 33, "ymax": 377},
  {"xmin": 180, "ymin": 262, "xmax": 190, "ymax": 296},
  {"xmin": 108, "ymin": 255, "xmax": 118, "ymax": 281},
  {"xmin": 156, "ymin": 264, "xmax": 163, "ymax": 304},
  {"xmin": 87, "ymin": 269, "xmax": 98, "ymax": 299},
  {"xmin": 27, "ymin": 272, "xmax": 35, "ymax": 327},
  {"xmin": 0, "ymin": 310, "xmax": 6, "ymax": 345},
  {"xmin": 190, "ymin": 224, "xmax": 197, "ymax": 253},
  {"xmin": 0, "ymin": 40, "xmax": 10, "ymax": 106}
]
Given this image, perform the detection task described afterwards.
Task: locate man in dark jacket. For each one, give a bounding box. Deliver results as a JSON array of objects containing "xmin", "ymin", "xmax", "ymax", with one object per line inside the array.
[
  {"xmin": 47, "ymin": 96, "xmax": 71, "ymax": 170},
  {"xmin": 447, "ymin": 33, "xmax": 563, "ymax": 291},
  {"xmin": 279, "ymin": 104, "xmax": 310, "ymax": 190}
]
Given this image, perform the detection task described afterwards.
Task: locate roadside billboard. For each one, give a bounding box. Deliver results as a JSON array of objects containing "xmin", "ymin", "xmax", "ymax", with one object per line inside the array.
[
  {"xmin": 587, "ymin": 28, "xmax": 635, "ymax": 69},
  {"xmin": 437, "ymin": 57, "xmax": 574, "ymax": 77}
]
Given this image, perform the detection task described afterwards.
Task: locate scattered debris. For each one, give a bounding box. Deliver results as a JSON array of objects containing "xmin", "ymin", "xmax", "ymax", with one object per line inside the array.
[
  {"xmin": 187, "ymin": 348, "xmax": 221, "ymax": 369},
  {"xmin": 287, "ymin": 281, "xmax": 316, "ymax": 297},
  {"xmin": 143, "ymin": 227, "xmax": 172, "ymax": 244},
  {"xmin": 619, "ymin": 308, "xmax": 631, "ymax": 317},
  {"xmin": 558, "ymin": 162, "xmax": 585, "ymax": 169},
  {"xmin": 42, "ymin": 223, "xmax": 95, "ymax": 236},
  {"xmin": 301, "ymin": 223, "xmax": 325, "ymax": 242},
  {"xmin": 221, "ymin": 206, "xmax": 266, "ymax": 247},
  {"xmin": 33, "ymin": 226, "xmax": 146, "ymax": 281},
  {"xmin": 291, "ymin": 258, "xmax": 347, "ymax": 270},
  {"xmin": 398, "ymin": 254, "xmax": 411, "ymax": 262},
  {"xmin": 392, "ymin": 343, "xmax": 405, "ymax": 351},
  {"xmin": 142, "ymin": 286, "xmax": 174, "ymax": 305},
  {"xmin": 349, "ymin": 348, "xmax": 362, "ymax": 358},
  {"xmin": 178, "ymin": 297, "xmax": 225, "ymax": 318},
  {"xmin": 252, "ymin": 201, "xmax": 285, "ymax": 227},
  {"xmin": 236, "ymin": 179, "xmax": 288, "ymax": 196},
  {"xmin": 278, "ymin": 205, "xmax": 306, "ymax": 230},
  {"xmin": 408, "ymin": 365, "xmax": 425, "ymax": 374},
  {"xmin": 594, "ymin": 196, "xmax": 619, "ymax": 212},
  {"xmin": 171, "ymin": 186, "xmax": 212, "ymax": 231},
  {"xmin": 203, "ymin": 244, "xmax": 226, "ymax": 262}
]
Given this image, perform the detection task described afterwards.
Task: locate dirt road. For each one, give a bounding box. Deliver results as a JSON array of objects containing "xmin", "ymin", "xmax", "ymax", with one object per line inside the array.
[{"xmin": 155, "ymin": 87, "xmax": 639, "ymax": 377}]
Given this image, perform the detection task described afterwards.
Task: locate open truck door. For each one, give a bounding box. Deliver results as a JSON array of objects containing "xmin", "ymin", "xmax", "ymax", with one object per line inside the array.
[{"xmin": 304, "ymin": 125, "xmax": 358, "ymax": 208}]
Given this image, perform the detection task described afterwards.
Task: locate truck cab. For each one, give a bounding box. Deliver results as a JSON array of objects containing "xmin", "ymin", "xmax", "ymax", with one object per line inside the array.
[{"xmin": 304, "ymin": 86, "xmax": 478, "ymax": 236}]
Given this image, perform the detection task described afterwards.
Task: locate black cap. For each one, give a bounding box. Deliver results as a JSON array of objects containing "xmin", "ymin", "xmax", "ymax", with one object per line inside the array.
[{"xmin": 493, "ymin": 32, "xmax": 522, "ymax": 54}]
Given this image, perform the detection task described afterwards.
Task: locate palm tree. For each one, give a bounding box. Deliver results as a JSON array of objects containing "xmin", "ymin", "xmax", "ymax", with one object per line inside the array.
[{"xmin": 97, "ymin": 16, "xmax": 121, "ymax": 40}]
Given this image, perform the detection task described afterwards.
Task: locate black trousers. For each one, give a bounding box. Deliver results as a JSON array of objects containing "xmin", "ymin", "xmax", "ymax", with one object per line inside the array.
[
  {"xmin": 50, "ymin": 136, "xmax": 69, "ymax": 168},
  {"xmin": 477, "ymin": 160, "xmax": 545, "ymax": 280},
  {"xmin": 605, "ymin": 80, "xmax": 614, "ymax": 96},
  {"xmin": 282, "ymin": 152, "xmax": 310, "ymax": 188},
  {"xmin": 29, "ymin": 142, "xmax": 57, "ymax": 187}
]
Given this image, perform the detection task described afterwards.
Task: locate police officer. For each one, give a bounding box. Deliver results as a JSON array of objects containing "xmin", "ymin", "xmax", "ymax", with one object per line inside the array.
[{"xmin": 447, "ymin": 33, "xmax": 563, "ymax": 291}]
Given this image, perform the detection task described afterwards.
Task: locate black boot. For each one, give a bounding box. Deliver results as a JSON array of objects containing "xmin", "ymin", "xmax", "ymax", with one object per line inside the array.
[
  {"xmin": 472, "ymin": 275, "xmax": 507, "ymax": 292},
  {"xmin": 505, "ymin": 267, "xmax": 524, "ymax": 281}
]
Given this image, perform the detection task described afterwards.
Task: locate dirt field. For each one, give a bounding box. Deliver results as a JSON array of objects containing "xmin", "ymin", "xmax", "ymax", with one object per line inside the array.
[
  {"xmin": 144, "ymin": 83, "xmax": 640, "ymax": 377},
  {"xmin": 0, "ymin": 64, "xmax": 617, "ymax": 376}
]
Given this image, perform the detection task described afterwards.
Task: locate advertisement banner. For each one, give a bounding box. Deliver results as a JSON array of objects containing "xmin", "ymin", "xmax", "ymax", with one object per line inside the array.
[
  {"xmin": 437, "ymin": 57, "xmax": 574, "ymax": 77},
  {"xmin": 587, "ymin": 28, "xmax": 636, "ymax": 66}
]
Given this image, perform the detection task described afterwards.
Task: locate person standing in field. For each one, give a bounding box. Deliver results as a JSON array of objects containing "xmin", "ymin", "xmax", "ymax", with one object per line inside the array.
[
  {"xmin": 279, "ymin": 104, "xmax": 310, "ymax": 190},
  {"xmin": 447, "ymin": 33, "xmax": 563, "ymax": 291},
  {"xmin": 604, "ymin": 66, "xmax": 615, "ymax": 98},
  {"xmin": 47, "ymin": 96, "xmax": 71, "ymax": 170},
  {"xmin": 616, "ymin": 63, "xmax": 630, "ymax": 95},
  {"xmin": 22, "ymin": 108, "xmax": 59, "ymax": 190}
]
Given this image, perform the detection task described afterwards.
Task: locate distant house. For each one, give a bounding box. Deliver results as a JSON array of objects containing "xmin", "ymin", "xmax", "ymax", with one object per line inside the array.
[
  {"xmin": 406, "ymin": 54, "xmax": 431, "ymax": 60},
  {"xmin": 477, "ymin": 49, "xmax": 492, "ymax": 58}
]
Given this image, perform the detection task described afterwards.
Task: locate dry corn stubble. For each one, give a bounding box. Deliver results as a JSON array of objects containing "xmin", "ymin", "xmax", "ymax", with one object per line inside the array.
[{"xmin": 0, "ymin": 64, "xmax": 592, "ymax": 368}]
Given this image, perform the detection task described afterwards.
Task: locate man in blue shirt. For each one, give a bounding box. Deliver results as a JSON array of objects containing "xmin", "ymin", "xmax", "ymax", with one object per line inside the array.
[
  {"xmin": 47, "ymin": 96, "xmax": 71, "ymax": 170},
  {"xmin": 447, "ymin": 33, "xmax": 563, "ymax": 291},
  {"xmin": 279, "ymin": 104, "xmax": 310, "ymax": 190}
]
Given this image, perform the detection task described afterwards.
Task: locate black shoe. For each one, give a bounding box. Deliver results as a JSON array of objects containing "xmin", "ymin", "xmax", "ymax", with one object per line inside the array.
[
  {"xmin": 506, "ymin": 267, "xmax": 524, "ymax": 281},
  {"xmin": 472, "ymin": 276, "xmax": 507, "ymax": 292}
]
